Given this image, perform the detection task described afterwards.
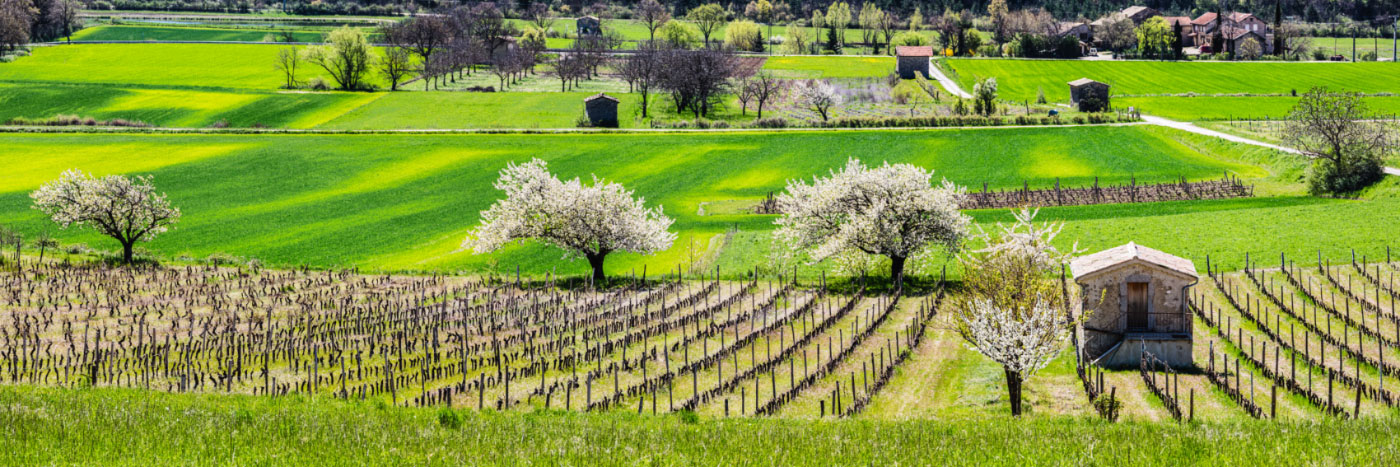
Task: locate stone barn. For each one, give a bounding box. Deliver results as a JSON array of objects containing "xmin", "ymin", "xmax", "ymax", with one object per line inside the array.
[
  {"xmin": 894, "ymin": 46, "xmax": 933, "ymax": 79},
  {"xmin": 1071, "ymin": 242, "xmax": 1199, "ymax": 368},
  {"xmin": 1068, "ymin": 78, "xmax": 1110, "ymax": 112},
  {"xmin": 584, "ymin": 93, "xmax": 619, "ymax": 127},
  {"xmin": 576, "ymin": 16, "xmax": 602, "ymax": 37}
]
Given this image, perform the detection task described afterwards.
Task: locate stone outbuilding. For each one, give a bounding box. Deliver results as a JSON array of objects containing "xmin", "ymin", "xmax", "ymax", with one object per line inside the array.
[
  {"xmin": 1071, "ymin": 242, "xmax": 1199, "ymax": 368},
  {"xmin": 894, "ymin": 46, "xmax": 933, "ymax": 79},
  {"xmin": 576, "ymin": 16, "xmax": 602, "ymax": 37},
  {"xmin": 583, "ymin": 93, "xmax": 619, "ymax": 127},
  {"xmin": 1068, "ymin": 78, "xmax": 1110, "ymax": 112}
]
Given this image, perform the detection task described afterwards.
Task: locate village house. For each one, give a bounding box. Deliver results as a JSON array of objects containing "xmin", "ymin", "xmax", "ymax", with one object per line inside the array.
[
  {"xmin": 1163, "ymin": 16, "xmax": 1194, "ymax": 46},
  {"xmin": 1056, "ymin": 21, "xmax": 1092, "ymax": 43},
  {"xmin": 1190, "ymin": 12, "xmax": 1273, "ymax": 54},
  {"xmin": 1071, "ymin": 243, "xmax": 1199, "ymax": 368},
  {"xmin": 894, "ymin": 45, "xmax": 933, "ymax": 79}
]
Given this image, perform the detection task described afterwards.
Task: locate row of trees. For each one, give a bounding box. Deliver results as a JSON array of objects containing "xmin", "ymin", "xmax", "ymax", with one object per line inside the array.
[{"xmin": 0, "ymin": 0, "xmax": 79, "ymax": 52}]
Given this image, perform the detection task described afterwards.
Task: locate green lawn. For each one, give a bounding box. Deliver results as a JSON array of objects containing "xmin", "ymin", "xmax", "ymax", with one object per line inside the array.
[
  {"xmin": 0, "ymin": 43, "xmax": 362, "ymax": 89},
  {"xmin": 318, "ymin": 91, "xmax": 643, "ymax": 129},
  {"xmin": 2, "ymin": 385, "xmax": 1397, "ymax": 465},
  {"xmin": 762, "ymin": 56, "xmax": 896, "ymax": 79},
  {"xmin": 1119, "ymin": 95, "xmax": 1400, "ymax": 121},
  {"xmin": 69, "ymin": 24, "xmax": 338, "ymax": 42},
  {"xmin": 945, "ymin": 59, "xmax": 1400, "ymax": 102},
  {"xmin": 0, "ymin": 126, "xmax": 1284, "ymax": 277},
  {"xmin": 0, "ymin": 83, "xmax": 376, "ymax": 128}
]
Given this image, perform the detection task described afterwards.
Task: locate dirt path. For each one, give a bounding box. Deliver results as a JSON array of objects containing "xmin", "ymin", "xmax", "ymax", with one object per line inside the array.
[{"xmin": 927, "ymin": 60, "xmax": 972, "ymax": 99}]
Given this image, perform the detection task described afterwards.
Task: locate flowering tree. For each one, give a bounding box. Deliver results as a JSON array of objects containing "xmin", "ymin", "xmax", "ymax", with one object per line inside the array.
[
  {"xmin": 951, "ymin": 208, "xmax": 1078, "ymax": 416},
  {"xmin": 795, "ymin": 79, "xmax": 842, "ymax": 122},
  {"xmin": 463, "ymin": 159, "xmax": 675, "ymax": 285},
  {"xmin": 31, "ymin": 169, "xmax": 181, "ymax": 264},
  {"xmin": 774, "ymin": 159, "xmax": 969, "ymax": 289}
]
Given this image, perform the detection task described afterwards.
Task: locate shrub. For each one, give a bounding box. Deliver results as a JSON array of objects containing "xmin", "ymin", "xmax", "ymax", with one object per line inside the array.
[
  {"xmin": 751, "ymin": 117, "xmax": 789, "ymax": 128},
  {"xmin": 1308, "ymin": 157, "xmax": 1383, "ymax": 195},
  {"xmin": 1312, "ymin": 50, "xmax": 1329, "ymax": 61},
  {"xmin": 1078, "ymin": 95, "xmax": 1107, "ymax": 113},
  {"xmin": 308, "ymin": 78, "xmax": 331, "ymax": 91},
  {"xmin": 1361, "ymin": 51, "xmax": 1378, "ymax": 62},
  {"xmin": 437, "ymin": 408, "xmax": 463, "ymax": 430},
  {"xmin": 658, "ymin": 21, "xmax": 701, "ymax": 48},
  {"xmin": 724, "ymin": 21, "xmax": 764, "ymax": 52}
]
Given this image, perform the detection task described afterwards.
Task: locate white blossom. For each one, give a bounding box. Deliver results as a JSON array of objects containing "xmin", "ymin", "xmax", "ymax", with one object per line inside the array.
[
  {"xmin": 462, "ymin": 158, "xmax": 675, "ymax": 281},
  {"xmin": 30, "ymin": 169, "xmax": 181, "ymax": 262},
  {"xmin": 794, "ymin": 79, "xmax": 842, "ymax": 121},
  {"xmin": 958, "ymin": 295, "xmax": 1069, "ymax": 376},
  {"xmin": 773, "ymin": 158, "xmax": 969, "ymax": 286}
]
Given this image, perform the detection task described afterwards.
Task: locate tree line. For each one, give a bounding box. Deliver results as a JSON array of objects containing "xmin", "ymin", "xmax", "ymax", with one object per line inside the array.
[{"xmin": 0, "ymin": 0, "xmax": 79, "ymax": 52}]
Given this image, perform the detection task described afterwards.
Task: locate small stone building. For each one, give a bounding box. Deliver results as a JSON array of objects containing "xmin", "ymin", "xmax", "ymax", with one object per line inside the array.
[
  {"xmin": 1071, "ymin": 242, "xmax": 1199, "ymax": 368},
  {"xmin": 584, "ymin": 93, "xmax": 619, "ymax": 127},
  {"xmin": 576, "ymin": 16, "xmax": 602, "ymax": 37},
  {"xmin": 894, "ymin": 46, "xmax": 933, "ymax": 79},
  {"xmin": 1068, "ymin": 78, "xmax": 1110, "ymax": 112}
]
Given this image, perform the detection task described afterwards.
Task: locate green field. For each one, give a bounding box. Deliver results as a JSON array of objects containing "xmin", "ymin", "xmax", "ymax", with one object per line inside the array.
[
  {"xmin": 1119, "ymin": 95, "xmax": 1400, "ymax": 121},
  {"xmin": 69, "ymin": 24, "xmax": 338, "ymax": 43},
  {"xmin": 0, "ymin": 125, "xmax": 1383, "ymax": 279},
  {"xmin": 0, "ymin": 43, "xmax": 320, "ymax": 89},
  {"xmin": 762, "ymin": 56, "xmax": 896, "ymax": 79},
  {"xmin": 0, "ymin": 83, "xmax": 375, "ymax": 128},
  {"xmin": 2, "ymin": 385, "xmax": 1397, "ymax": 465},
  {"xmin": 318, "ymin": 91, "xmax": 645, "ymax": 129},
  {"xmin": 1306, "ymin": 36, "xmax": 1398, "ymax": 59},
  {"xmin": 945, "ymin": 59, "xmax": 1400, "ymax": 102}
]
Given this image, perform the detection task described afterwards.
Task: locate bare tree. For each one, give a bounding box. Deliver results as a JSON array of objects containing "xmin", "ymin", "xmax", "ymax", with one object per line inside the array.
[
  {"xmin": 380, "ymin": 46, "xmax": 412, "ymax": 91},
  {"xmin": 617, "ymin": 41, "xmax": 665, "ymax": 118},
  {"xmin": 658, "ymin": 46, "xmax": 738, "ymax": 118},
  {"xmin": 637, "ymin": 0, "xmax": 671, "ymax": 41},
  {"xmin": 274, "ymin": 46, "xmax": 301, "ymax": 89},
  {"xmin": 527, "ymin": 2, "xmax": 556, "ymax": 32},
  {"xmin": 743, "ymin": 72, "xmax": 784, "ymax": 119}
]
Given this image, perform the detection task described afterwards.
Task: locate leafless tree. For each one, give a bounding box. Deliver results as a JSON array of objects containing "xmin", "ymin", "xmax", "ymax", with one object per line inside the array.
[
  {"xmin": 636, "ymin": 0, "xmax": 671, "ymax": 41},
  {"xmin": 527, "ymin": 2, "xmax": 556, "ymax": 32},
  {"xmin": 658, "ymin": 46, "xmax": 739, "ymax": 118},
  {"xmin": 617, "ymin": 41, "xmax": 665, "ymax": 118},
  {"xmin": 380, "ymin": 46, "xmax": 412, "ymax": 91},
  {"xmin": 274, "ymin": 46, "xmax": 301, "ymax": 89},
  {"xmin": 740, "ymin": 72, "xmax": 784, "ymax": 119}
]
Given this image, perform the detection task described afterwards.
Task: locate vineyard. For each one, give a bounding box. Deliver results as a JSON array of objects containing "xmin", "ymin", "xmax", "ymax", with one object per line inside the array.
[
  {"xmin": 0, "ymin": 259, "xmax": 942, "ymax": 419},
  {"xmin": 962, "ymin": 175, "xmax": 1253, "ymax": 210}
]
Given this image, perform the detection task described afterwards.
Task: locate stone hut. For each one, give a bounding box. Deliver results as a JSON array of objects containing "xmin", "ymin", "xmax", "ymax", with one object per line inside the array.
[
  {"xmin": 584, "ymin": 93, "xmax": 619, "ymax": 127},
  {"xmin": 576, "ymin": 16, "xmax": 602, "ymax": 37},
  {"xmin": 1068, "ymin": 78, "xmax": 1110, "ymax": 112},
  {"xmin": 1071, "ymin": 242, "xmax": 1199, "ymax": 368},
  {"xmin": 894, "ymin": 46, "xmax": 933, "ymax": 79}
]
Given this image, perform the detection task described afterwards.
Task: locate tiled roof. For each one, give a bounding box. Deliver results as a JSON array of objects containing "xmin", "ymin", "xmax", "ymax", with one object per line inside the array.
[
  {"xmin": 1071, "ymin": 242, "xmax": 1199, "ymax": 280},
  {"xmin": 1068, "ymin": 77, "xmax": 1103, "ymax": 86},
  {"xmin": 1192, "ymin": 12, "xmax": 1218, "ymax": 25},
  {"xmin": 584, "ymin": 93, "xmax": 619, "ymax": 103},
  {"xmin": 895, "ymin": 46, "xmax": 934, "ymax": 57}
]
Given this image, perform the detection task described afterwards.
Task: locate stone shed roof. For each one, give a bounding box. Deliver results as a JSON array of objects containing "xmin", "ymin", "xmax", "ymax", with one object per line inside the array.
[
  {"xmin": 1070, "ymin": 242, "xmax": 1198, "ymax": 280},
  {"xmin": 895, "ymin": 46, "xmax": 934, "ymax": 57},
  {"xmin": 1068, "ymin": 78, "xmax": 1105, "ymax": 87},
  {"xmin": 584, "ymin": 93, "xmax": 619, "ymax": 103}
]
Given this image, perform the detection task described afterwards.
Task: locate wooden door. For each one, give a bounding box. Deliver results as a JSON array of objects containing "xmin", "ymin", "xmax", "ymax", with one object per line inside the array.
[{"xmin": 1126, "ymin": 282, "xmax": 1149, "ymax": 331}]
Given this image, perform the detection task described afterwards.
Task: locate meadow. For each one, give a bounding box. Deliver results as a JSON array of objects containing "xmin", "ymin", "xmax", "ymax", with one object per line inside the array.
[
  {"xmin": 761, "ymin": 56, "xmax": 896, "ymax": 79},
  {"xmin": 0, "ymin": 43, "xmax": 316, "ymax": 89},
  {"xmin": 1118, "ymin": 95, "xmax": 1400, "ymax": 121},
  {"xmin": 2, "ymin": 385, "xmax": 1397, "ymax": 465},
  {"xmin": 69, "ymin": 24, "xmax": 339, "ymax": 43},
  {"xmin": 0, "ymin": 83, "xmax": 376, "ymax": 128},
  {"xmin": 945, "ymin": 59, "xmax": 1400, "ymax": 102},
  {"xmin": 317, "ymin": 91, "xmax": 644, "ymax": 129},
  {"xmin": 0, "ymin": 126, "xmax": 1288, "ymax": 277}
]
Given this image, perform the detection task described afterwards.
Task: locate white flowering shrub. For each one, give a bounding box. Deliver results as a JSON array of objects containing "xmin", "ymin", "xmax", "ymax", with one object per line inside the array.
[
  {"xmin": 463, "ymin": 158, "xmax": 676, "ymax": 284},
  {"xmin": 31, "ymin": 169, "xmax": 181, "ymax": 264},
  {"xmin": 774, "ymin": 158, "xmax": 969, "ymax": 288}
]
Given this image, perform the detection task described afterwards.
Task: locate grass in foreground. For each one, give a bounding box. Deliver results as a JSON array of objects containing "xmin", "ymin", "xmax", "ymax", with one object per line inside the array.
[{"xmin": 1, "ymin": 385, "xmax": 1397, "ymax": 465}]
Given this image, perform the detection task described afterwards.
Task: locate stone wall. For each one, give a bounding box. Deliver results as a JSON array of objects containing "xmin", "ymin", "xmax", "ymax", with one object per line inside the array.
[
  {"xmin": 1078, "ymin": 263, "xmax": 1193, "ymax": 363},
  {"xmin": 896, "ymin": 56, "xmax": 929, "ymax": 79}
]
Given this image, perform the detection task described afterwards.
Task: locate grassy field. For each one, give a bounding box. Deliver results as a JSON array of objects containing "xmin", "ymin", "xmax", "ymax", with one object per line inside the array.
[
  {"xmin": 945, "ymin": 59, "xmax": 1400, "ymax": 102},
  {"xmin": 1306, "ymin": 36, "xmax": 1398, "ymax": 59},
  {"xmin": 0, "ymin": 83, "xmax": 376, "ymax": 128},
  {"xmin": 762, "ymin": 56, "xmax": 896, "ymax": 79},
  {"xmin": 69, "ymin": 24, "xmax": 337, "ymax": 42},
  {"xmin": 2, "ymin": 385, "xmax": 1397, "ymax": 465},
  {"xmin": 0, "ymin": 43, "xmax": 321, "ymax": 89},
  {"xmin": 1118, "ymin": 95, "xmax": 1400, "ymax": 121},
  {"xmin": 318, "ymin": 91, "xmax": 643, "ymax": 129},
  {"xmin": 0, "ymin": 126, "xmax": 1290, "ymax": 277}
]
